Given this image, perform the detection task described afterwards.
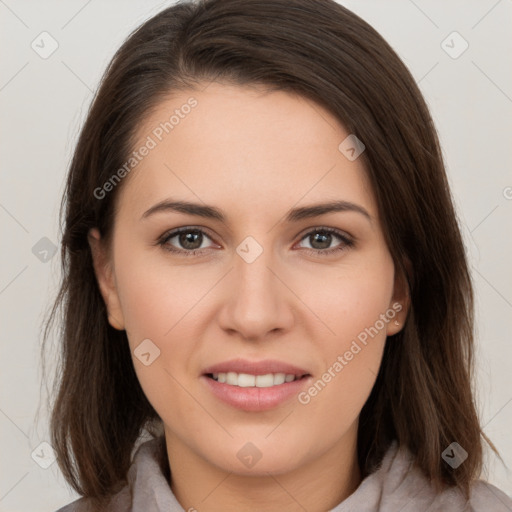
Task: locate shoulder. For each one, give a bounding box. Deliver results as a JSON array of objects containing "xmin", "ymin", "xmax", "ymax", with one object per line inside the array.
[
  {"xmin": 425, "ymin": 479, "xmax": 512, "ymax": 512},
  {"xmin": 466, "ymin": 480, "xmax": 512, "ymax": 511},
  {"xmin": 352, "ymin": 441, "xmax": 512, "ymax": 512},
  {"xmin": 54, "ymin": 497, "xmax": 92, "ymax": 512},
  {"xmin": 54, "ymin": 487, "xmax": 132, "ymax": 512},
  {"xmin": 54, "ymin": 436, "xmax": 169, "ymax": 512},
  {"xmin": 387, "ymin": 441, "xmax": 512, "ymax": 511}
]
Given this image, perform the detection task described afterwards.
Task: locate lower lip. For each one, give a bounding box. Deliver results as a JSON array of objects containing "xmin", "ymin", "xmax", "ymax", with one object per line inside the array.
[{"xmin": 201, "ymin": 374, "xmax": 312, "ymax": 412}]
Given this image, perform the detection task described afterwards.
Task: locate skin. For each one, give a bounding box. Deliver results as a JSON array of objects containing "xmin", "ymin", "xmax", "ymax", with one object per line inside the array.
[{"xmin": 89, "ymin": 82, "xmax": 410, "ymax": 512}]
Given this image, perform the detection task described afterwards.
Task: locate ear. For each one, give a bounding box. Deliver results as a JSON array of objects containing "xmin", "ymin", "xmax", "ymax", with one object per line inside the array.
[
  {"xmin": 386, "ymin": 258, "xmax": 411, "ymax": 336},
  {"xmin": 88, "ymin": 227, "xmax": 125, "ymax": 331}
]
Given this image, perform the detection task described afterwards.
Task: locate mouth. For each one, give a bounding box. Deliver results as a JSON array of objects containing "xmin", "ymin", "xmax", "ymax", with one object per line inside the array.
[{"xmin": 200, "ymin": 359, "xmax": 313, "ymax": 411}]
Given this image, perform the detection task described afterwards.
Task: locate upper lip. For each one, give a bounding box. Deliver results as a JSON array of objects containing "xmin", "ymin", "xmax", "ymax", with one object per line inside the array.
[{"xmin": 202, "ymin": 358, "xmax": 311, "ymax": 377}]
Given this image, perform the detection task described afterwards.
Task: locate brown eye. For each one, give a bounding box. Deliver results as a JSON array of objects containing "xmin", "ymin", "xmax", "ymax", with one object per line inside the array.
[
  {"xmin": 158, "ymin": 227, "xmax": 217, "ymax": 256},
  {"xmin": 308, "ymin": 231, "xmax": 335, "ymax": 250},
  {"xmin": 176, "ymin": 230, "xmax": 203, "ymax": 250},
  {"xmin": 296, "ymin": 227, "xmax": 354, "ymax": 256}
]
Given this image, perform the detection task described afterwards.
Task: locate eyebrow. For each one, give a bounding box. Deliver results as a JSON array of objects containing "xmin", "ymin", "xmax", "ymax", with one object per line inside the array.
[{"xmin": 141, "ymin": 198, "xmax": 372, "ymax": 224}]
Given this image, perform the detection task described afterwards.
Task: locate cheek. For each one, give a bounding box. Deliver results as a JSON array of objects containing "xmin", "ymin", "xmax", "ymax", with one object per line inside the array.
[
  {"xmin": 113, "ymin": 249, "xmax": 209, "ymax": 424},
  {"xmin": 295, "ymin": 251, "xmax": 395, "ymax": 342},
  {"xmin": 294, "ymin": 303, "xmax": 388, "ymax": 451},
  {"xmin": 111, "ymin": 245, "xmax": 213, "ymax": 398},
  {"xmin": 114, "ymin": 244, "xmax": 213, "ymax": 344},
  {"xmin": 293, "ymin": 253, "xmax": 394, "ymax": 414}
]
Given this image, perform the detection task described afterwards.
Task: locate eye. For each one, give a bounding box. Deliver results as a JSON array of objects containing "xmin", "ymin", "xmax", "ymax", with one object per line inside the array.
[
  {"xmin": 157, "ymin": 226, "xmax": 354, "ymax": 258},
  {"xmin": 295, "ymin": 227, "xmax": 354, "ymax": 256},
  {"xmin": 157, "ymin": 227, "xmax": 218, "ymax": 256}
]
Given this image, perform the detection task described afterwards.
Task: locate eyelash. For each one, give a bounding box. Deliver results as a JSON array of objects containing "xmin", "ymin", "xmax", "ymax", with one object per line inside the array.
[{"xmin": 156, "ymin": 226, "xmax": 354, "ymax": 258}]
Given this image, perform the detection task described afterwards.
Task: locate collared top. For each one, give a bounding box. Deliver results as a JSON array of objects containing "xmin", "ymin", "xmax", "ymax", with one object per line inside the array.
[{"xmin": 56, "ymin": 437, "xmax": 512, "ymax": 512}]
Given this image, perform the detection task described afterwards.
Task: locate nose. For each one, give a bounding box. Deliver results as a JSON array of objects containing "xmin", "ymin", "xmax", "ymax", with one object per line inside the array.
[{"xmin": 216, "ymin": 244, "xmax": 295, "ymax": 342}]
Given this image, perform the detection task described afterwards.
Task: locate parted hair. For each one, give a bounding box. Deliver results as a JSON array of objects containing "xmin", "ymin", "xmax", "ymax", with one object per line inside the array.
[{"xmin": 42, "ymin": 0, "xmax": 498, "ymax": 507}]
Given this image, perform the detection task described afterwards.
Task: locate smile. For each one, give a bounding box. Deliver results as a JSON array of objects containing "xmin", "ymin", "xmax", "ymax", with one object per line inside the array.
[{"xmin": 202, "ymin": 373, "xmax": 312, "ymax": 411}]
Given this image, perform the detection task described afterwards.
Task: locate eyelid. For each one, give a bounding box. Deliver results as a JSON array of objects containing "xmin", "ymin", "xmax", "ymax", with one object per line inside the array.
[{"xmin": 295, "ymin": 225, "xmax": 353, "ymax": 244}]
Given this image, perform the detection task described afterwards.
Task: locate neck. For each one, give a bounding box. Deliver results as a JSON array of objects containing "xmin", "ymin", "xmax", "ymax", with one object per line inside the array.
[{"xmin": 165, "ymin": 425, "xmax": 361, "ymax": 512}]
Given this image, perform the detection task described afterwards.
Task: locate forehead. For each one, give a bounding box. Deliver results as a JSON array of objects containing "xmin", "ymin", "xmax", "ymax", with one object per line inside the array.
[{"xmin": 118, "ymin": 82, "xmax": 375, "ymax": 222}]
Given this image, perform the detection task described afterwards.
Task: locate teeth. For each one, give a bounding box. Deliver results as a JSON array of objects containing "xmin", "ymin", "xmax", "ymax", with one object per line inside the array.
[{"xmin": 210, "ymin": 372, "xmax": 300, "ymax": 387}]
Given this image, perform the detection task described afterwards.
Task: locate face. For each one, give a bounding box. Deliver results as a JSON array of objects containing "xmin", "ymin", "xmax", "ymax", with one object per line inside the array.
[{"xmin": 89, "ymin": 82, "xmax": 409, "ymax": 477}]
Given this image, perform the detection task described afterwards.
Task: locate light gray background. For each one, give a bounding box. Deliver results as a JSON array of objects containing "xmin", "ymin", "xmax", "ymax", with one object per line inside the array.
[{"xmin": 1, "ymin": 0, "xmax": 511, "ymax": 510}]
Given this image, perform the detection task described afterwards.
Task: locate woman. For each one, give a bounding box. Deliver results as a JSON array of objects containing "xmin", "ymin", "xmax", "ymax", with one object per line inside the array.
[{"xmin": 45, "ymin": 0, "xmax": 512, "ymax": 510}]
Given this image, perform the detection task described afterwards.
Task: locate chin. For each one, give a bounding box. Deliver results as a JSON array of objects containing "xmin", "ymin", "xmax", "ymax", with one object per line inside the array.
[{"xmin": 203, "ymin": 437, "xmax": 307, "ymax": 476}]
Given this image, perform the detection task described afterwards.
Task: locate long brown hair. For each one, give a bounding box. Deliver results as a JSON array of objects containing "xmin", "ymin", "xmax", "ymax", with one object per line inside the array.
[{"xmin": 42, "ymin": 0, "xmax": 498, "ymax": 505}]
